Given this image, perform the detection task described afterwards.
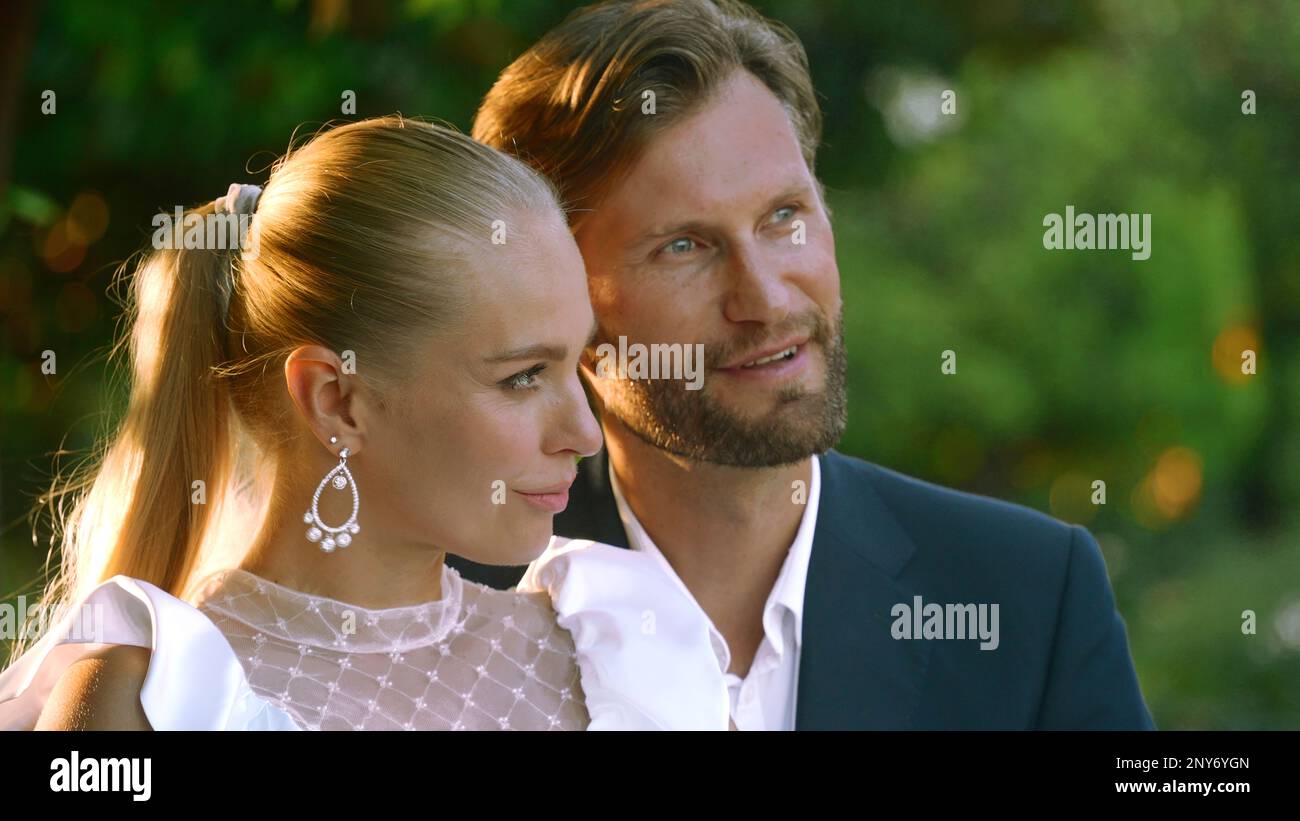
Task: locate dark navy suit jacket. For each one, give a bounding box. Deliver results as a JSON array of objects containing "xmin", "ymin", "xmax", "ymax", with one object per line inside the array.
[{"xmin": 447, "ymin": 449, "xmax": 1155, "ymax": 729}]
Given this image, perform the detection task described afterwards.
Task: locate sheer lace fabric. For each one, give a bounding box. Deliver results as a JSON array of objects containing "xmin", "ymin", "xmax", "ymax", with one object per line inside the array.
[{"xmin": 193, "ymin": 563, "xmax": 588, "ymax": 730}]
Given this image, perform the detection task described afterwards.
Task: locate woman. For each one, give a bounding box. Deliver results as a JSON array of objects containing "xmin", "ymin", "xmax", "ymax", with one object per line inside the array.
[{"xmin": 0, "ymin": 116, "xmax": 729, "ymax": 730}]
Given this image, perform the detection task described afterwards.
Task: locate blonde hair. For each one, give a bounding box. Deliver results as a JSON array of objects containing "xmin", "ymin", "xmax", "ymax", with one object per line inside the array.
[
  {"xmin": 13, "ymin": 116, "xmax": 559, "ymax": 659},
  {"xmin": 471, "ymin": 0, "xmax": 823, "ymax": 229}
]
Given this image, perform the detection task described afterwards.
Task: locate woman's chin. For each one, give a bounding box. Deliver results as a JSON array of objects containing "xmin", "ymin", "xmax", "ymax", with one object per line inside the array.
[
  {"xmin": 456, "ymin": 525, "xmax": 553, "ymax": 567},
  {"xmin": 508, "ymin": 527, "xmax": 556, "ymax": 566}
]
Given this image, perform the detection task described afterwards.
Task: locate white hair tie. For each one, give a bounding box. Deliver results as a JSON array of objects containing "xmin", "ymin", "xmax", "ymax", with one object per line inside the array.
[
  {"xmin": 211, "ymin": 183, "xmax": 262, "ymax": 323},
  {"xmin": 213, "ymin": 182, "xmax": 262, "ymax": 215}
]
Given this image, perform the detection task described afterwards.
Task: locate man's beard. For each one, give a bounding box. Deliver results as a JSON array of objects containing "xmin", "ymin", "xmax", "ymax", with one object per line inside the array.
[{"xmin": 588, "ymin": 307, "xmax": 848, "ymax": 467}]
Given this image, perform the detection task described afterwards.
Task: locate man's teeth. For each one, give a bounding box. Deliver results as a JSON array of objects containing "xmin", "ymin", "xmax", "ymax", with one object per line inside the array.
[{"xmin": 741, "ymin": 346, "xmax": 798, "ymax": 368}]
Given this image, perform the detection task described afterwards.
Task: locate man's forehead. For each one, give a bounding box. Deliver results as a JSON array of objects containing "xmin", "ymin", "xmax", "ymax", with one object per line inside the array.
[{"xmin": 603, "ymin": 74, "xmax": 812, "ymax": 225}]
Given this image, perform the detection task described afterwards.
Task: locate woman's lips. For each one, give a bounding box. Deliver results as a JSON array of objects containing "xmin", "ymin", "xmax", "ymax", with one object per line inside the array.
[
  {"xmin": 514, "ymin": 475, "xmax": 576, "ymax": 513},
  {"xmin": 513, "ymin": 489, "xmax": 571, "ymax": 513}
]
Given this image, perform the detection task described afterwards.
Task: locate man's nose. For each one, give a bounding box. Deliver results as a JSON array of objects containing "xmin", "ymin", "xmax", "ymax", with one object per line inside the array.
[{"xmin": 721, "ymin": 240, "xmax": 793, "ymax": 326}]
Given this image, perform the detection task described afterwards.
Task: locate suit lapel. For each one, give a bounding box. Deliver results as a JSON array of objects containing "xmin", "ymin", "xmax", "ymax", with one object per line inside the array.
[{"xmin": 796, "ymin": 452, "xmax": 933, "ymax": 729}]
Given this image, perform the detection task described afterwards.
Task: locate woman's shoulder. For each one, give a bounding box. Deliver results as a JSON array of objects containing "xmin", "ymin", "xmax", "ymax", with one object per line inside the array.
[
  {"xmin": 515, "ymin": 537, "xmax": 731, "ymax": 730},
  {"xmin": 457, "ymin": 565, "xmax": 569, "ymax": 646},
  {"xmin": 516, "ymin": 536, "xmax": 662, "ymax": 595},
  {"xmin": 0, "ymin": 575, "xmax": 300, "ymax": 731}
]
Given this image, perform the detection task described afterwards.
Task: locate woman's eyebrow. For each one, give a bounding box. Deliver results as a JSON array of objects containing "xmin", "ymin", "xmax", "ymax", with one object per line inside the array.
[
  {"xmin": 485, "ymin": 343, "xmax": 567, "ymax": 363},
  {"xmin": 485, "ymin": 320, "xmax": 599, "ymax": 363}
]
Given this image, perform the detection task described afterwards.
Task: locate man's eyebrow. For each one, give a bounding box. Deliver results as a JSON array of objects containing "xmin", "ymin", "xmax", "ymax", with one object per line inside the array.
[
  {"xmin": 635, "ymin": 182, "xmax": 814, "ymax": 244},
  {"xmin": 638, "ymin": 219, "xmax": 709, "ymax": 246},
  {"xmin": 485, "ymin": 320, "xmax": 600, "ymax": 363}
]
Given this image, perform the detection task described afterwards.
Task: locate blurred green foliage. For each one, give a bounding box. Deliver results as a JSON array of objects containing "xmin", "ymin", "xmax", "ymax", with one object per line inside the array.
[{"xmin": 1, "ymin": 0, "xmax": 1296, "ymax": 727}]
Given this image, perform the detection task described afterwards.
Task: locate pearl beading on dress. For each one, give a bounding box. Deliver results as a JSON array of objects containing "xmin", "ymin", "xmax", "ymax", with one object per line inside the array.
[{"xmin": 193, "ymin": 564, "xmax": 588, "ymax": 730}]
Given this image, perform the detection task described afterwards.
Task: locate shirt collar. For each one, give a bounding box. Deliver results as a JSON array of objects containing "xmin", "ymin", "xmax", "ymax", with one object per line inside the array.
[
  {"xmin": 772, "ymin": 453, "xmax": 820, "ymax": 654},
  {"xmin": 606, "ymin": 455, "xmax": 821, "ymax": 659}
]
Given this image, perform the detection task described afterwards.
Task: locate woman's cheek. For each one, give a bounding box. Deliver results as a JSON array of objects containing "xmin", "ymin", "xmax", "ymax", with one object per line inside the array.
[{"xmin": 461, "ymin": 409, "xmax": 525, "ymax": 481}]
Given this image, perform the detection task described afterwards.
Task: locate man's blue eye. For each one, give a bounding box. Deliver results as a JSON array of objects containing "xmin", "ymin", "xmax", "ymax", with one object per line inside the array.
[
  {"xmin": 772, "ymin": 205, "xmax": 797, "ymax": 222},
  {"xmin": 664, "ymin": 237, "xmax": 695, "ymax": 254}
]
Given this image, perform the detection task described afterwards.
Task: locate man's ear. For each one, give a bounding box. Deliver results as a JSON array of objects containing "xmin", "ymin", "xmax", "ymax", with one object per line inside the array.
[{"xmin": 284, "ymin": 345, "xmax": 366, "ymax": 455}]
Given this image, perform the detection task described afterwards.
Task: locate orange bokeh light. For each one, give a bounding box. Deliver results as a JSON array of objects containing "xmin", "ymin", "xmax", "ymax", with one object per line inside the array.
[
  {"xmin": 1212, "ymin": 324, "xmax": 1260, "ymax": 385},
  {"xmin": 67, "ymin": 191, "xmax": 110, "ymax": 244}
]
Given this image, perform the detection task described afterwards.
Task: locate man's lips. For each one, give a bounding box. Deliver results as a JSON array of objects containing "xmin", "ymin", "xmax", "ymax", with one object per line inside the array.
[{"xmin": 718, "ymin": 335, "xmax": 811, "ymax": 370}]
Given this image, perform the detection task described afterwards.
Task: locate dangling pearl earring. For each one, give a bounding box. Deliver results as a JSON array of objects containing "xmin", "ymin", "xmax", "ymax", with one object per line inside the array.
[{"xmin": 303, "ymin": 435, "xmax": 360, "ymax": 553}]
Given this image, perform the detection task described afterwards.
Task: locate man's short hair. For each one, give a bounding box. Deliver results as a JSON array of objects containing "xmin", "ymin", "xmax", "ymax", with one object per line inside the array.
[{"xmin": 471, "ymin": 0, "xmax": 823, "ymax": 228}]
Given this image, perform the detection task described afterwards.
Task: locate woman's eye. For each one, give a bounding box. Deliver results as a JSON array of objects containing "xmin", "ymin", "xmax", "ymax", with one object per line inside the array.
[{"xmin": 504, "ymin": 364, "xmax": 545, "ymax": 391}]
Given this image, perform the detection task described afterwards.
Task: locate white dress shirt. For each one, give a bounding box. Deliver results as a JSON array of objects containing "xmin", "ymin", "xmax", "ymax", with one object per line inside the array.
[{"xmin": 607, "ymin": 455, "xmax": 821, "ymax": 730}]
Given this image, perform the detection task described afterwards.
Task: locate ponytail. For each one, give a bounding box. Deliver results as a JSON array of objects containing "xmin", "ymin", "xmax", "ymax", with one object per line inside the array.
[{"xmin": 15, "ymin": 201, "xmax": 242, "ymax": 657}]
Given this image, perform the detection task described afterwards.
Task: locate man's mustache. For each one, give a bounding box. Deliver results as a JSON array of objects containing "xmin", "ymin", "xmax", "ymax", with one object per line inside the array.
[{"xmin": 585, "ymin": 310, "xmax": 835, "ymax": 372}]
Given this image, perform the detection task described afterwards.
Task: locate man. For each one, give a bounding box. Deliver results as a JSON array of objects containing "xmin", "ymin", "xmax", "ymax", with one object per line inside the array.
[{"xmin": 448, "ymin": 0, "xmax": 1154, "ymax": 730}]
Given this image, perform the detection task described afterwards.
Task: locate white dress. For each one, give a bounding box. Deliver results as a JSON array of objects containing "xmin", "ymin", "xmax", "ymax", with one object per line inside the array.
[{"xmin": 0, "ymin": 538, "xmax": 729, "ymax": 731}]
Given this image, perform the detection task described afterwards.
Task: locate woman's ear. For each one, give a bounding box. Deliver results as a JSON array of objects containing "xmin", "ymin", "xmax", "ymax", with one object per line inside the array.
[{"xmin": 284, "ymin": 345, "xmax": 366, "ymax": 455}]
